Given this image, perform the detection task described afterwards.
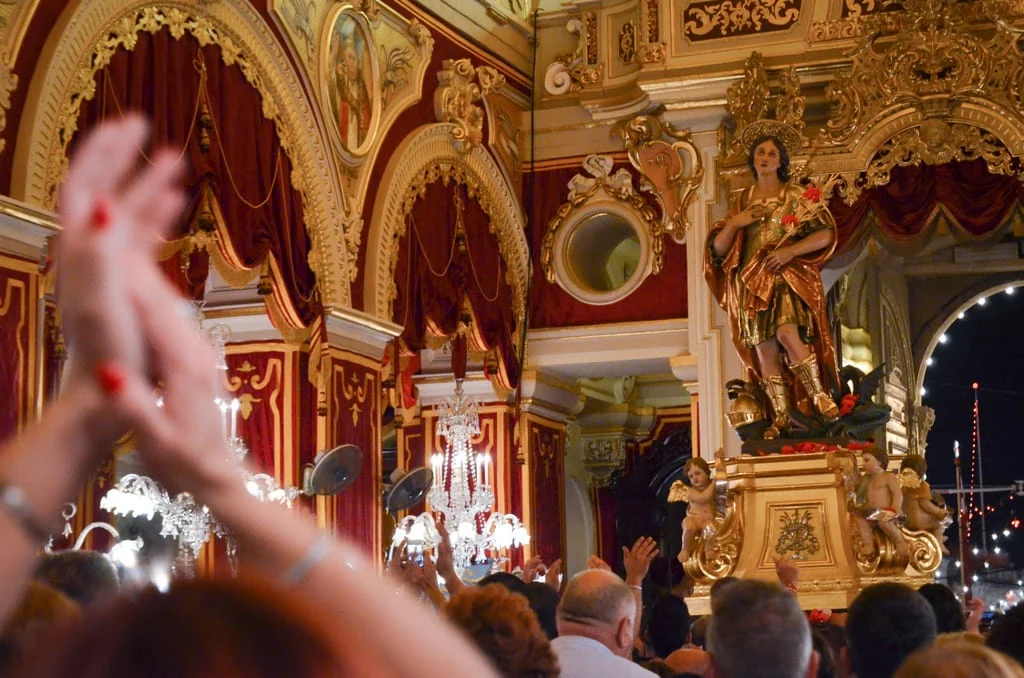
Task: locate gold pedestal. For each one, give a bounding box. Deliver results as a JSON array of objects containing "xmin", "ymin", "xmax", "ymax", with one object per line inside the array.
[{"xmin": 684, "ymin": 451, "xmax": 941, "ymax": 614}]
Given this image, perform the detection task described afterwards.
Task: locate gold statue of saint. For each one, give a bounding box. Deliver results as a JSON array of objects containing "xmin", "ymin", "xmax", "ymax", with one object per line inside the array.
[{"xmin": 705, "ymin": 124, "xmax": 840, "ymax": 438}]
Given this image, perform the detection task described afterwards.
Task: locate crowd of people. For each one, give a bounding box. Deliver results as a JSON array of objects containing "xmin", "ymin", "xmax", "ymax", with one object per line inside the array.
[{"xmin": 0, "ymin": 118, "xmax": 1022, "ymax": 676}]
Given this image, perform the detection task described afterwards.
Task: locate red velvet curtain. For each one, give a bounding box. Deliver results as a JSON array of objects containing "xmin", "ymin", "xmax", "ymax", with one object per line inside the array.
[
  {"xmin": 74, "ymin": 30, "xmax": 320, "ymax": 324},
  {"xmin": 394, "ymin": 182, "xmax": 519, "ymax": 387},
  {"xmin": 831, "ymin": 160, "xmax": 1024, "ymax": 256}
]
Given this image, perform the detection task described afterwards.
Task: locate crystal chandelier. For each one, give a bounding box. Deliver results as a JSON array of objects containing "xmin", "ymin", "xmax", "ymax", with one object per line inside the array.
[
  {"xmin": 405, "ymin": 379, "xmax": 529, "ymax": 575},
  {"xmin": 101, "ymin": 397, "xmax": 299, "ymax": 577}
]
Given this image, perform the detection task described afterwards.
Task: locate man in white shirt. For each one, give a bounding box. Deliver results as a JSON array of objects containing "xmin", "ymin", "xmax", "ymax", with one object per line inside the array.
[{"xmin": 550, "ymin": 569, "xmax": 656, "ymax": 678}]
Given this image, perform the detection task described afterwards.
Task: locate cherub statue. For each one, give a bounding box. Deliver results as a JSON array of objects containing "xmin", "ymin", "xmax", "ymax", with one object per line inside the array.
[
  {"xmin": 852, "ymin": 445, "xmax": 908, "ymax": 557},
  {"xmin": 900, "ymin": 455, "xmax": 951, "ymax": 555},
  {"xmin": 670, "ymin": 457, "xmax": 717, "ymax": 564}
]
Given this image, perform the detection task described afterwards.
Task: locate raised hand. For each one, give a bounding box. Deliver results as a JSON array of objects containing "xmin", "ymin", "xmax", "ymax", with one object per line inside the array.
[
  {"xmin": 544, "ymin": 558, "xmax": 562, "ymax": 592},
  {"xmin": 58, "ymin": 115, "xmax": 184, "ymax": 389},
  {"xmin": 623, "ymin": 536, "xmax": 659, "ymax": 587},
  {"xmin": 586, "ymin": 554, "xmax": 611, "ymax": 572},
  {"xmin": 520, "ymin": 554, "xmax": 544, "ymax": 583}
]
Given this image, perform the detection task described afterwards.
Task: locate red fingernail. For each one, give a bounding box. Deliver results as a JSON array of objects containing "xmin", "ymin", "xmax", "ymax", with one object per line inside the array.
[
  {"xmin": 92, "ymin": 198, "xmax": 112, "ymax": 231},
  {"xmin": 95, "ymin": 362, "xmax": 125, "ymax": 396}
]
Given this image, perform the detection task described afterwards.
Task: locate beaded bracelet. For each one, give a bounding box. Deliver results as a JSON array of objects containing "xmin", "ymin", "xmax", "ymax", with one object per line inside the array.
[
  {"xmin": 281, "ymin": 534, "xmax": 332, "ymax": 587},
  {"xmin": 0, "ymin": 483, "xmax": 53, "ymax": 543}
]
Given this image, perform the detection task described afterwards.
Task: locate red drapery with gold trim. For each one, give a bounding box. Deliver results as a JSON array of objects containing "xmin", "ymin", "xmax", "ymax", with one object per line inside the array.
[
  {"xmin": 393, "ymin": 182, "xmax": 519, "ymax": 387},
  {"xmin": 74, "ymin": 30, "xmax": 320, "ymax": 326},
  {"xmin": 831, "ymin": 160, "xmax": 1024, "ymax": 256}
]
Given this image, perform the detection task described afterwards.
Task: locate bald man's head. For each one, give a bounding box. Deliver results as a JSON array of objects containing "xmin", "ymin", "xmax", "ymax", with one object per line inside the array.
[{"xmin": 558, "ymin": 569, "xmax": 635, "ymax": 628}]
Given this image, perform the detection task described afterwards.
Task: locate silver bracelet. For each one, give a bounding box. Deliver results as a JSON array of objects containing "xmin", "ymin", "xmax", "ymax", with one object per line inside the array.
[
  {"xmin": 0, "ymin": 483, "xmax": 53, "ymax": 543},
  {"xmin": 281, "ymin": 534, "xmax": 332, "ymax": 587}
]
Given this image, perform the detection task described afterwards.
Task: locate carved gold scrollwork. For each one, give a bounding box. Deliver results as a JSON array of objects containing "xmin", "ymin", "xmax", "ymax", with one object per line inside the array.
[
  {"xmin": 0, "ymin": 58, "xmax": 16, "ymax": 156},
  {"xmin": 638, "ymin": 0, "xmax": 665, "ymax": 64},
  {"xmin": 722, "ymin": 52, "xmax": 807, "ymax": 167},
  {"xmin": 820, "ymin": 0, "xmax": 1024, "ymax": 167},
  {"xmin": 683, "ymin": 0, "xmax": 801, "ymax": 40},
  {"xmin": 832, "ymin": 123, "xmax": 1022, "ymax": 204},
  {"xmin": 434, "ymin": 58, "xmax": 505, "ymax": 153},
  {"xmin": 616, "ymin": 114, "xmax": 705, "ymax": 244},
  {"xmin": 543, "ymin": 12, "xmax": 602, "ymax": 96},
  {"xmin": 618, "ymin": 20, "xmax": 637, "ymax": 65}
]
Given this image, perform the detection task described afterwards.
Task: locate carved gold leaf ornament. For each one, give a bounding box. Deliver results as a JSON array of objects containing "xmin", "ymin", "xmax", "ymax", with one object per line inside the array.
[
  {"xmin": 0, "ymin": 57, "xmax": 16, "ymax": 155},
  {"xmin": 543, "ymin": 13, "xmax": 602, "ymax": 96},
  {"xmin": 616, "ymin": 114, "xmax": 706, "ymax": 244},
  {"xmin": 618, "ymin": 20, "xmax": 637, "ymax": 65},
  {"xmin": 638, "ymin": 0, "xmax": 665, "ymax": 64},
  {"xmin": 683, "ymin": 0, "xmax": 802, "ymax": 40},
  {"xmin": 434, "ymin": 58, "xmax": 505, "ymax": 153}
]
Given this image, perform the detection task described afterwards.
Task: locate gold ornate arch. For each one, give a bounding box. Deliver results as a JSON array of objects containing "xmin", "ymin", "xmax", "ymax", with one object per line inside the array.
[
  {"xmin": 364, "ymin": 122, "xmax": 529, "ymax": 334},
  {"xmin": 719, "ymin": 2, "xmax": 1024, "ymax": 205},
  {"xmin": 11, "ymin": 0, "xmax": 352, "ymax": 307}
]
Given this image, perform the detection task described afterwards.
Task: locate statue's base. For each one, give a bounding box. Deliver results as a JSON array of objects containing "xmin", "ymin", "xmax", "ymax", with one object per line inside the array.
[{"xmin": 682, "ymin": 447, "xmax": 942, "ymax": 615}]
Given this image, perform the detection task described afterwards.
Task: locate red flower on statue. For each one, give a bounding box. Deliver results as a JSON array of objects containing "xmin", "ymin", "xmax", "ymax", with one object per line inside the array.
[
  {"xmin": 801, "ymin": 185, "xmax": 822, "ymax": 203},
  {"xmin": 839, "ymin": 393, "xmax": 860, "ymax": 417},
  {"xmin": 781, "ymin": 214, "xmax": 798, "ymax": 226}
]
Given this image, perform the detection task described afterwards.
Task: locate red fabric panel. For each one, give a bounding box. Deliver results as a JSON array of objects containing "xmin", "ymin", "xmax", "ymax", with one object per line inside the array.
[
  {"xmin": 594, "ymin": 486, "xmax": 620, "ymax": 571},
  {"xmin": 528, "ymin": 163, "xmax": 689, "ymax": 328},
  {"xmin": 832, "ymin": 160, "xmax": 1024, "ymax": 255},
  {"xmin": 526, "ymin": 417, "xmax": 565, "ymax": 565},
  {"xmin": 224, "ymin": 351, "xmax": 288, "ymax": 476},
  {"xmin": 74, "ymin": 31, "xmax": 319, "ymax": 322},
  {"xmin": 329, "ymin": 353, "xmax": 380, "ymax": 552}
]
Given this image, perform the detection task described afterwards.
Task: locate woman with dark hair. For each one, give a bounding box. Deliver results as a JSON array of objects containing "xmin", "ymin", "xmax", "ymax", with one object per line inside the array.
[{"xmin": 705, "ymin": 125, "xmax": 840, "ymax": 438}]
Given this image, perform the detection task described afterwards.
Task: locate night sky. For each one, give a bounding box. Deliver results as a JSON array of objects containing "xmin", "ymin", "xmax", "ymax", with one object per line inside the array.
[{"xmin": 920, "ymin": 286, "xmax": 1024, "ymax": 569}]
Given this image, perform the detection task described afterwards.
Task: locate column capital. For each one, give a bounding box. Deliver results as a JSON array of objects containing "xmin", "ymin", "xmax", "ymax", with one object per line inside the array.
[
  {"xmin": 0, "ymin": 196, "xmax": 56, "ymax": 261},
  {"xmin": 519, "ymin": 369, "xmax": 584, "ymax": 422},
  {"xmin": 323, "ymin": 307, "xmax": 402, "ymax": 361}
]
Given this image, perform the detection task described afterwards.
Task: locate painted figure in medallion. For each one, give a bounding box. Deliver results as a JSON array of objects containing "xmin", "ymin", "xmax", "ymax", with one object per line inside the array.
[{"xmin": 327, "ymin": 13, "xmax": 373, "ymax": 151}]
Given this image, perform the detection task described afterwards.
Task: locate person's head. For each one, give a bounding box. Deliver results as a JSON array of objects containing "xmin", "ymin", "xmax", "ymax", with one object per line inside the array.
[
  {"xmin": 747, "ymin": 135, "xmax": 791, "ymax": 182},
  {"xmin": 342, "ymin": 36, "xmax": 359, "ymax": 79},
  {"xmin": 0, "ymin": 580, "xmax": 80, "ymax": 664},
  {"xmin": 811, "ymin": 627, "xmax": 838, "ymax": 678},
  {"xmin": 709, "ymin": 576, "xmax": 739, "ymax": 612},
  {"xmin": 684, "ymin": 457, "xmax": 712, "ymax": 489},
  {"xmin": 895, "ymin": 639, "xmax": 1024, "ymax": 678},
  {"xmin": 9, "ymin": 576, "xmax": 383, "ymax": 677},
  {"xmin": 525, "ymin": 582, "xmax": 560, "ymax": 640},
  {"xmin": 34, "ymin": 550, "xmax": 119, "ymax": 606},
  {"xmin": 645, "ymin": 594, "xmax": 692, "ymax": 658},
  {"xmin": 986, "ymin": 602, "xmax": 1024, "ymax": 666},
  {"xmin": 557, "ymin": 569, "xmax": 636, "ymax": 658},
  {"xmin": 642, "ymin": 658, "xmax": 681, "ymax": 678},
  {"xmin": 861, "ymin": 446, "xmax": 889, "ymax": 475},
  {"xmin": 479, "ymin": 571, "xmax": 531, "ymax": 599},
  {"xmin": 916, "ymin": 584, "xmax": 966, "ymax": 634},
  {"xmin": 900, "ymin": 456, "xmax": 927, "ymax": 488},
  {"xmin": 706, "ymin": 579, "xmax": 818, "ymax": 678},
  {"xmin": 846, "ymin": 582, "xmax": 937, "ymax": 678},
  {"xmin": 689, "ymin": 615, "xmax": 709, "ymax": 649},
  {"xmin": 445, "ymin": 584, "xmax": 559, "ymax": 678}
]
